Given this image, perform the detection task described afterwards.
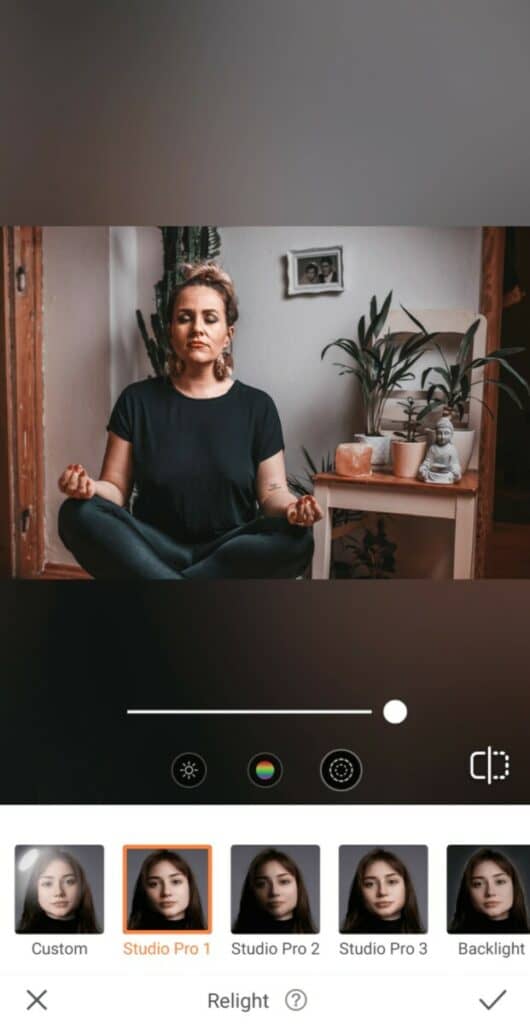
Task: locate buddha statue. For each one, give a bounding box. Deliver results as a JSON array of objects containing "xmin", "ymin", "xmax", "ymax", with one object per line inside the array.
[{"xmin": 418, "ymin": 417, "xmax": 462, "ymax": 484}]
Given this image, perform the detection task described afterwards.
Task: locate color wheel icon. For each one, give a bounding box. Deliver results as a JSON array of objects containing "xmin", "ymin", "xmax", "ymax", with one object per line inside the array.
[{"xmin": 247, "ymin": 752, "xmax": 283, "ymax": 788}]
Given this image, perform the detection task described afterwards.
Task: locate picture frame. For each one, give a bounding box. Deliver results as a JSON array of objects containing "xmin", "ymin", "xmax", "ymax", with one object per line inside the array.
[{"xmin": 287, "ymin": 245, "xmax": 344, "ymax": 295}]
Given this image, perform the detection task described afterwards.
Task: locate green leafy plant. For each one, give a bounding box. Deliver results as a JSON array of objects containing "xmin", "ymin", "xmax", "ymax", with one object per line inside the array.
[
  {"xmin": 393, "ymin": 397, "xmax": 428, "ymax": 442},
  {"xmin": 287, "ymin": 446, "xmax": 334, "ymax": 497},
  {"xmin": 321, "ymin": 292, "xmax": 436, "ymax": 436},
  {"xmin": 136, "ymin": 226, "xmax": 222, "ymax": 376},
  {"xmin": 407, "ymin": 311, "xmax": 530, "ymax": 425}
]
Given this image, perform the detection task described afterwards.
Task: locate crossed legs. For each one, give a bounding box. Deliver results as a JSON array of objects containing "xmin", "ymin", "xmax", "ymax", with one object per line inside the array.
[{"xmin": 58, "ymin": 496, "xmax": 314, "ymax": 580}]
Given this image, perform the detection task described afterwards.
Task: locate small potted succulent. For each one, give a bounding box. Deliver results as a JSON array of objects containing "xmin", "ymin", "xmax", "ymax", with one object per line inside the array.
[
  {"xmin": 410, "ymin": 312, "xmax": 530, "ymax": 471},
  {"xmin": 321, "ymin": 292, "xmax": 436, "ymax": 466},
  {"xmin": 391, "ymin": 398, "xmax": 429, "ymax": 478}
]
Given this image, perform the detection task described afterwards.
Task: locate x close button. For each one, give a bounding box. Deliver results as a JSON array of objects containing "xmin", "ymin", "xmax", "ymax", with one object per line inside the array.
[{"xmin": 26, "ymin": 989, "xmax": 47, "ymax": 1011}]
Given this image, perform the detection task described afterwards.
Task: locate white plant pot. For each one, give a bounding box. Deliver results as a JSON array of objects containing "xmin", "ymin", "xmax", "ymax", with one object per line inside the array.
[
  {"xmin": 391, "ymin": 438, "xmax": 427, "ymax": 479},
  {"xmin": 354, "ymin": 434, "xmax": 391, "ymax": 467},
  {"xmin": 451, "ymin": 428, "xmax": 475, "ymax": 473},
  {"xmin": 425, "ymin": 427, "xmax": 475, "ymax": 473}
]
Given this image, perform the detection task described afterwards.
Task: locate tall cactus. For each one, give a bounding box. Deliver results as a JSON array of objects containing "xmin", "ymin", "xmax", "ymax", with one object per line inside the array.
[{"xmin": 137, "ymin": 226, "xmax": 222, "ymax": 376}]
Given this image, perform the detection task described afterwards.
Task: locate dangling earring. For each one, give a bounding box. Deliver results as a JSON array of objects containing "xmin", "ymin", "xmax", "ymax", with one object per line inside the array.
[
  {"xmin": 168, "ymin": 350, "xmax": 185, "ymax": 377},
  {"xmin": 213, "ymin": 352, "xmax": 227, "ymax": 380},
  {"xmin": 214, "ymin": 348, "xmax": 234, "ymax": 381}
]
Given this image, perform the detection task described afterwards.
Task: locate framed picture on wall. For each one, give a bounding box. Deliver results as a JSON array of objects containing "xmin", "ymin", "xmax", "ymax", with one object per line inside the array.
[{"xmin": 287, "ymin": 245, "xmax": 344, "ymax": 295}]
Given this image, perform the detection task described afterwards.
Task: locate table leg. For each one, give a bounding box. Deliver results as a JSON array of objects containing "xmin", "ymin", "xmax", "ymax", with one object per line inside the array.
[
  {"xmin": 453, "ymin": 495, "xmax": 476, "ymax": 579},
  {"xmin": 312, "ymin": 485, "xmax": 332, "ymax": 579}
]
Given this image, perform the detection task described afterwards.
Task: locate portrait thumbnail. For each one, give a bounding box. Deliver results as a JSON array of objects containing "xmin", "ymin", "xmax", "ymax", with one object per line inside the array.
[
  {"xmin": 339, "ymin": 846, "xmax": 427, "ymax": 934},
  {"xmin": 231, "ymin": 845, "xmax": 320, "ymax": 934},
  {"xmin": 124, "ymin": 846, "xmax": 211, "ymax": 933},
  {"xmin": 447, "ymin": 846, "xmax": 530, "ymax": 934},
  {"xmin": 15, "ymin": 845, "xmax": 103, "ymax": 934}
]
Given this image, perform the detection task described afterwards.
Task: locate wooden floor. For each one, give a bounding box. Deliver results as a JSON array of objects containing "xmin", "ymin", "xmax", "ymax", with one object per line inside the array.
[
  {"xmin": 485, "ymin": 522, "xmax": 530, "ymax": 578},
  {"xmin": 17, "ymin": 529, "xmax": 530, "ymax": 580}
]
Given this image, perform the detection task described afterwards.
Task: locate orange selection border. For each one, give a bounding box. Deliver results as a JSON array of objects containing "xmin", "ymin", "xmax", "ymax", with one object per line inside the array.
[{"xmin": 123, "ymin": 845, "xmax": 212, "ymax": 935}]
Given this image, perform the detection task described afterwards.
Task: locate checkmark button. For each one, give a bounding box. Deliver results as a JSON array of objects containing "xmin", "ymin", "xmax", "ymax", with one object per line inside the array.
[{"xmin": 479, "ymin": 989, "xmax": 507, "ymax": 1011}]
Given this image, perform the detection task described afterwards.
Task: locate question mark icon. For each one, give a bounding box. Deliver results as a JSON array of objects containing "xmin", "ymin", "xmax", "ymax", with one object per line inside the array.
[{"xmin": 285, "ymin": 989, "xmax": 308, "ymax": 1011}]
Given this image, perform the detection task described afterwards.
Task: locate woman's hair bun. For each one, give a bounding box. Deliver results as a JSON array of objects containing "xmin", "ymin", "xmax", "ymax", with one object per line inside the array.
[{"xmin": 181, "ymin": 261, "xmax": 234, "ymax": 289}]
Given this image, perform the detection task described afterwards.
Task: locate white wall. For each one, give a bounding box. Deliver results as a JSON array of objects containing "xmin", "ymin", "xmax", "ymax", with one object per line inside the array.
[
  {"xmin": 43, "ymin": 227, "xmax": 111, "ymax": 564},
  {"xmin": 110, "ymin": 226, "xmax": 140, "ymax": 403},
  {"xmin": 43, "ymin": 226, "xmax": 482, "ymax": 576}
]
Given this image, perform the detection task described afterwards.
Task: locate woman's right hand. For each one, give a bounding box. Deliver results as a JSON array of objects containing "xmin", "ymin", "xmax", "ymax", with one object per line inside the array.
[{"xmin": 58, "ymin": 463, "xmax": 96, "ymax": 499}]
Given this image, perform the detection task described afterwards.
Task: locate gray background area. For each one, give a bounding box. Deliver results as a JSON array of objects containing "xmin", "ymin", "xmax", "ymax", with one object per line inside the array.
[
  {"xmin": 2, "ymin": 1, "xmax": 530, "ymax": 223},
  {"xmin": 231, "ymin": 845, "xmax": 320, "ymax": 931},
  {"xmin": 447, "ymin": 845, "xmax": 530, "ymax": 929},
  {"xmin": 339, "ymin": 845, "xmax": 428, "ymax": 932},
  {"xmin": 126, "ymin": 848, "xmax": 209, "ymax": 925},
  {"xmin": 14, "ymin": 845, "xmax": 104, "ymax": 930}
]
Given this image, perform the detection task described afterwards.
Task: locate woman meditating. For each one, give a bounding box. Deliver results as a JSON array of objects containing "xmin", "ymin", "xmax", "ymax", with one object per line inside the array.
[{"xmin": 58, "ymin": 263, "xmax": 322, "ymax": 579}]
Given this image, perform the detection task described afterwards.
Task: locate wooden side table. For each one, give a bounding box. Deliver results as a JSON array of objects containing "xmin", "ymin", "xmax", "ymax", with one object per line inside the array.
[{"xmin": 311, "ymin": 470, "xmax": 480, "ymax": 580}]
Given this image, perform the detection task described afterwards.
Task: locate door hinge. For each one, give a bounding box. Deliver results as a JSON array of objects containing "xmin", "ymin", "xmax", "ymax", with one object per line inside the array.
[
  {"xmin": 21, "ymin": 507, "xmax": 31, "ymax": 533},
  {"xmin": 16, "ymin": 265, "xmax": 27, "ymax": 293}
]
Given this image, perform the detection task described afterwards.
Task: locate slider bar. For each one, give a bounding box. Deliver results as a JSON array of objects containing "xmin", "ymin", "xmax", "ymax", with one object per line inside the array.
[{"xmin": 127, "ymin": 708, "xmax": 373, "ymax": 715}]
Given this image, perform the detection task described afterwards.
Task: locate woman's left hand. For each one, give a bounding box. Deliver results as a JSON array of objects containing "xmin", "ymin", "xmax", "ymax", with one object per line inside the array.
[{"xmin": 286, "ymin": 494, "xmax": 323, "ymax": 526}]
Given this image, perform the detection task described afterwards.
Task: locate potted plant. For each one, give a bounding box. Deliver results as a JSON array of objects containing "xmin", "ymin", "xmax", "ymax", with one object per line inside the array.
[
  {"xmin": 321, "ymin": 292, "xmax": 436, "ymax": 465},
  {"xmin": 409, "ymin": 312, "xmax": 530, "ymax": 472},
  {"xmin": 335, "ymin": 517, "xmax": 397, "ymax": 579},
  {"xmin": 391, "ymin": 398, "xmax": 428, "ymax": 478}
]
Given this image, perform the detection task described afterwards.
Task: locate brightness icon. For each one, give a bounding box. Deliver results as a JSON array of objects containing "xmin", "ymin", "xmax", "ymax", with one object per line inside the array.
[
  {"xmin": 180, "ymin": 760, "xmax": 199, "ymax": 781},
  {"xmin": 170, "ymin": 752, "xmax": 208, "ymax": 789}
]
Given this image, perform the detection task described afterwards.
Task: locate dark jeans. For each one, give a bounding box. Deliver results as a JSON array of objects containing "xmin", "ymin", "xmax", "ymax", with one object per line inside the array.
[{"xmin": 58, "ymin": 496, "xmax": 314, "ymax": 580}]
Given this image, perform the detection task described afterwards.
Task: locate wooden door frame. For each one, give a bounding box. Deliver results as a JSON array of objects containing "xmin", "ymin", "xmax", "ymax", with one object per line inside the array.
[
  {"xmin": 0, "ymin": 226, "xmax": 45, "ymax": 578},
  {"xmin": 0, "ymin": 229, "xmax": 16, "ymax": 576},
  {"xmin": 0, "ymin": 226, "xmax": 88, "ymax": 579},
  {"xmin": 475, "ymin": 226, "xmax": 506, "ymax": 578}
]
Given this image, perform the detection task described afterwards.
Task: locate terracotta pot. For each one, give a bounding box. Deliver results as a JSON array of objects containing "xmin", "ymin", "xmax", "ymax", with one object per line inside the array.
[
  {"xmin": 354, "ymin": 434, "xmax": 391, "ymax": 467},
  {"xmin": 391, "ymin": 438, "xmax": 427, "ymax": 478},
  {"xmin": 335, "ymin": 442, "xmax": 372, "ymax": 477}
]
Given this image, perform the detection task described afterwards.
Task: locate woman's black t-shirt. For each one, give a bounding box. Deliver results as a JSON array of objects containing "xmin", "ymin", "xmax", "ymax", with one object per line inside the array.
[
  {"xmin": 16, "ymin": 911, "xmax": 99, "ymax": 934},
  {"xmin": 342, "ymin": 913, "xmax": 410, "ymax": 934},
  {"xmin": 450, "ymin": 913, "xmax": 529, "ymax": 934},
  {"xmin": 107, "ymin": 377, "xmax": 284, "ymax": 543},
  {"xmin": 232, "ymin": 915, "xmax": 312, "ymax": 934},
  {"xmin": 128, "ymin": 911, "xmax": 201, "ymax": 930}
]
